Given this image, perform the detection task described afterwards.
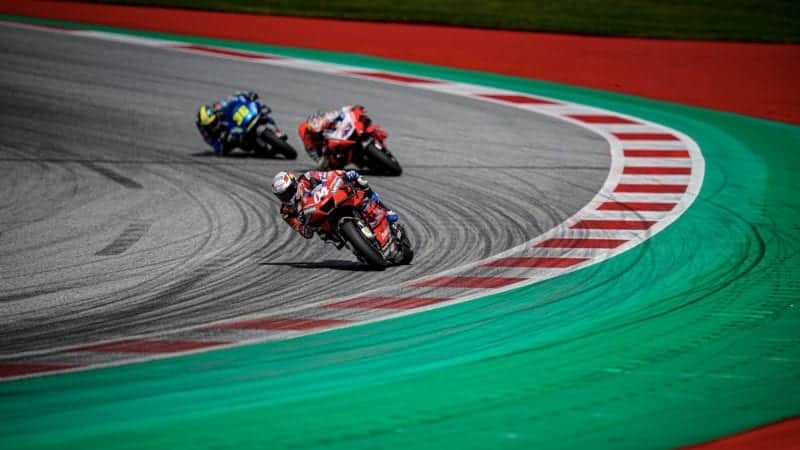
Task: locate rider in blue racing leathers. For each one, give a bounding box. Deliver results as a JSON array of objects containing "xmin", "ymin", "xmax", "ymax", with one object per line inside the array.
[{"xmin": 195, "ymin": 91, "xmax": 282, "ymax": 156}]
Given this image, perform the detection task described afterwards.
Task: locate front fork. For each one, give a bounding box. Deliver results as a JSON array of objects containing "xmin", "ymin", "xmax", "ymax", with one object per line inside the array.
[
  {"xmin": 336, "ymin": 217, "xmax": 375, "ymax": 260},
  {"xmin": 335, "ymin": 215, "xmax": 404, "ymax": 263},
  {"xmin": 254, "ymin": 113, "xmax": 287, "ymax": 139},
  {"xmin": 264, "ymin": 118, "xmax": 287, "ymax": 140}
]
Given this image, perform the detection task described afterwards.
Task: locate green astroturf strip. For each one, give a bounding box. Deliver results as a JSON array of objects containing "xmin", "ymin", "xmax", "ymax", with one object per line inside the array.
[{"xmin": 1, "ymin": 16, "xmax": 799, "ymax": 450}]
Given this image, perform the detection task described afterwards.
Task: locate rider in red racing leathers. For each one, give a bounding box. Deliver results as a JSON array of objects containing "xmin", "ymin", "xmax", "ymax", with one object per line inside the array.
[
  {"xmin": 271, "ymin": 169, "xmax": 397, "ymax": 240},
  {"xmin": 297, "ymin": 105, "xmax": 386, "ymax": 168}
]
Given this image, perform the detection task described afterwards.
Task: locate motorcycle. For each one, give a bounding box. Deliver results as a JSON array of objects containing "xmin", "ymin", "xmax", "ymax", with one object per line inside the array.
[
  {"xmin": 219, "ymin": 97, "xmax": 298, "ymax": 159},
  {"xmin": 300, "ymin": 174, "xmax": 413, "ymax": 268},
  {"xmin": 317, "ymin": 106, "xmax": 402, "ymax": 175}
]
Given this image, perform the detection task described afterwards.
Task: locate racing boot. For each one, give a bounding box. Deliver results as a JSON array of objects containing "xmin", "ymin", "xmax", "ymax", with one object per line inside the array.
[
  {"xmin": 370, "ymin": 192, "xmax": 397, "ymax": 223},
  {"xmin": 348, "ymin": 172, "xmax": 397, "ymax": 223},
  {"xmin": 361, "ymin": 192, "xmax": 397, "ymax": 226}
]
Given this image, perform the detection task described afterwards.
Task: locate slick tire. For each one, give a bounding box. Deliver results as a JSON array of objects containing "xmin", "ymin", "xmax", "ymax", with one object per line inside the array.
[
  {"xmin": 396, "ymin": 224, "xmax": 414, "ymax": 265},
  {"xmin": 340, "ymin": 220, "xmax": 387, "ymax": 269},
  {"xmin": 365, "ymin": 143, "xmax": 402, "ymax": 176},
  {"xmin": 262, "ymin": 132, "xmax": 298, "ymax": 159}
]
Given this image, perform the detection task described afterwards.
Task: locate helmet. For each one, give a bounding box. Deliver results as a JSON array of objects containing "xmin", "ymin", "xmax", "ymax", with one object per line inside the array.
[
  {"xmin": 306, "ymin": 113, "xmax": 328, "ymax": 133},
  {"xmin": 272, "ymin": 171, "xmax": 298, "ymax": 203},
  {"xmin": 197, "ymin": 104, "xmax": 217, "ymax": 127}
]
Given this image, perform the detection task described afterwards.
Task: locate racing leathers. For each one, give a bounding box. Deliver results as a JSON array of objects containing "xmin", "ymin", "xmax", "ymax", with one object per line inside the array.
[
  {"xmin": 196, "ymin": 91, "xmax": 273, "ymax": 155},
  {"xmin": 279, "ymin": 169, "xmax": 396, "ymax": 240},
  {"xmin": 298, "ymin": 105, "xmax": 384, "ymax": 168}
]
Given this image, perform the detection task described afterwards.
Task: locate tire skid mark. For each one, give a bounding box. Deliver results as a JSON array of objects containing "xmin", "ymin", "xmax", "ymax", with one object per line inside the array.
[
  {"xmin": 79, "ymin": 161, "xmax": 142, "ymax": 189},
  {"xmin": 0, "ymin": 165, "xmax": 223, "ymax": 351},
  {"xmin": 98, "ymin": 167, "xmax": 261, "ymax": 328},
  {"xmin": 82, "ymin": 161, "xmax": 284, "ymax": 336},
  {"xmin": 95, "ymin": 222, "xmax": 151, "ymax": 256},
  {"xmin": 0, "ymin": 146, "xmax": 84, "ymax": 236}
]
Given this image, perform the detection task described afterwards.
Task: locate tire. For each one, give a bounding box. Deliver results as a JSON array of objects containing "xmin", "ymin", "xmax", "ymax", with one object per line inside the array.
[
  {"xmin": 339, "ymin": 220, "xmax": 387, "ymax": 269},
  {"xmin": 395, "ymin": 224, "xmax": 414, "ymax": 265},
  {"xmin": 364, "ymin": 143, "xmax": 402, "ymax": 176},
  {"xmin": 261, "ymin": 132, "xmax": 298, "ymax": 159},
  {"xmin": 400, "ymin": 245, "xmax": 414, "ymax": 265}
]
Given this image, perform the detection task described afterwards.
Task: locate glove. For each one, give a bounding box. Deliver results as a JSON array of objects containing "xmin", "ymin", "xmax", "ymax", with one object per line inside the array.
[
  {"xmin": 280, "ymin": 203, "xmax": 297, "ymax": 217},
  {"xmin": 346, "ymin": 171, "xmax": 370, "ymax": 192},
  {"xmin": 373, "ymin": 128, "xmax": 388, "ymax": 140},
  {"xmin": 244, "ymin": 91, "xmax": 259, "ymax": 101}
]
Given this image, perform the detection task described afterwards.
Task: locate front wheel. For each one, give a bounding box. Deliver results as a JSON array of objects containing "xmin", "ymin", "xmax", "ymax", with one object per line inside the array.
[
  {"xmin": 339, "ymin": 220, "xmax": 387, "ymax": 269},
  {"xmin": 364, "ymin": 143, "xmax": 402, "ymax": 176},
  {"xmin": 260, "ymin": 131, "xmax": 298, "ymax": 159},
  {"xmin": 393, "ymin": 223, "xmax": 414, "ymax": 265}
]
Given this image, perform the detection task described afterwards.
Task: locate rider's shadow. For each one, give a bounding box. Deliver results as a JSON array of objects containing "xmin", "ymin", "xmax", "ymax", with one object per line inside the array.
[
  {"xmin": 189, "ymin": 151, "xmax": 288, "ymax": 159},
  {"xmin": 189, "ymin": 152, "xmax": 398, "ymax": 174},
  {"xmin": 346, "ymin": 167, "xmax": 398, "ymax": 177},
  {"xmin": 260, "ymin": 260, "xmax": 376, "ymax": 271}
]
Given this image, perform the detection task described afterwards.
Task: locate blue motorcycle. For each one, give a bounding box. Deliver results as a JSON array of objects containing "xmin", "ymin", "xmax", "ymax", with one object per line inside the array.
[{"xmin": 218, "ymin": 97, "xmax": 298, "ymax": 159}]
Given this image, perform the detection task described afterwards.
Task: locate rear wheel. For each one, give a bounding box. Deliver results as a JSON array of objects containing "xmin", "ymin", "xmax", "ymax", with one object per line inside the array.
[
  {"xmin": 364, "ymin": 143, "xmax": 402, "ymax": 176},
  {"xmin": 339, "ymin": 220, "xmax": 387, "ymax": 269}
]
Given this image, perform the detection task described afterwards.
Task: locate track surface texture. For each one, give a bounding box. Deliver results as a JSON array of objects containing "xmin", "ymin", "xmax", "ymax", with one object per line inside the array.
[{"xmin": 0, "ymin": 25, "xmax": 609, "ymax": 355}]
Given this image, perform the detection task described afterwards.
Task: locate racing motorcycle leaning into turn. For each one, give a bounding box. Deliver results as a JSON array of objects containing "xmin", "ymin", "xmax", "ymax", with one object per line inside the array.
[
  {"xmin": 301, "ymin": 105, "xmax": 402, "ymax": 175},
  {"xmin": 201, "ymin": 94, "xmax": 298, "ymax": 159},
  {"xmin": 301, "ymin": 172, "xmax": 413, "ymax": 268}
]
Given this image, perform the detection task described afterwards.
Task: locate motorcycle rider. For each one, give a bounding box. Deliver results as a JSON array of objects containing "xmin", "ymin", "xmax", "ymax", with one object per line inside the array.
[
  {"xmin": 196, "ymin": 91, "xmax": 281, "ymax": 156},
  {"xmin": 271, "ymin": 169, "xmax": 397, "ymax": 240},
  {"xmin": 297, "ymin": 105, "xmax": 386, "ymax": 168}
]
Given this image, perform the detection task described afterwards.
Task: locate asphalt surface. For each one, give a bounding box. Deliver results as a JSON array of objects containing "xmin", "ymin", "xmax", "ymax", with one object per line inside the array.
[{"xmin": 0, "ymin": 24, "xmax": 610, "ymax": 354}]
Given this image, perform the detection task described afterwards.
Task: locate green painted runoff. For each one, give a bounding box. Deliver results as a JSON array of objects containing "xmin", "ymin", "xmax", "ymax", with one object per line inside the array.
[{"xmin": 0, "ymin": 16, "xmax": 798, "ymax": 450}]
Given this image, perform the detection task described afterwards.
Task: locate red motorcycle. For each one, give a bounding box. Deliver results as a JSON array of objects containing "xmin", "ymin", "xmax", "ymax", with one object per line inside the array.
[
  {"xmin": 300, "ymin": 174, "xmax": 413, "ymax": 268},
  {"xmin": 315, "ymin": 106, "xmax": 403, "ymax": 176}
]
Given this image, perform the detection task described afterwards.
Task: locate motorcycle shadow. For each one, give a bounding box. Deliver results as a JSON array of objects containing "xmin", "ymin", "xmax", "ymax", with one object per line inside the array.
[
  {"xmin": 349, "ymin": 167, "xmax": 402, "ymax": 177},
  {"xmin": 260, "ymin": 260, "xmax": 379, "ymax": 271},
  {"xmin": 189, "ymin": 151, "xmax": 292, "ymax": 160}
]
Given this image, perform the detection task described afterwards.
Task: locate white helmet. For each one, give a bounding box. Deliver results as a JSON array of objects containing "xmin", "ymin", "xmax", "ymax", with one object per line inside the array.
[
  {"xmin": 306, "ymin": 113, "xmax": 328, "ymax": 133},
  {"xmin": 272, "ymin": 171, "xmax": 298, "ymax": 203}
]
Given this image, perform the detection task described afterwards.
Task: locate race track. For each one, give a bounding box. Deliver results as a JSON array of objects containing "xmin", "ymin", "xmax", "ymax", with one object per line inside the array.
[{"xmin": 0, "ymin": 24, "xmax": 609, "ymax": 355}]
